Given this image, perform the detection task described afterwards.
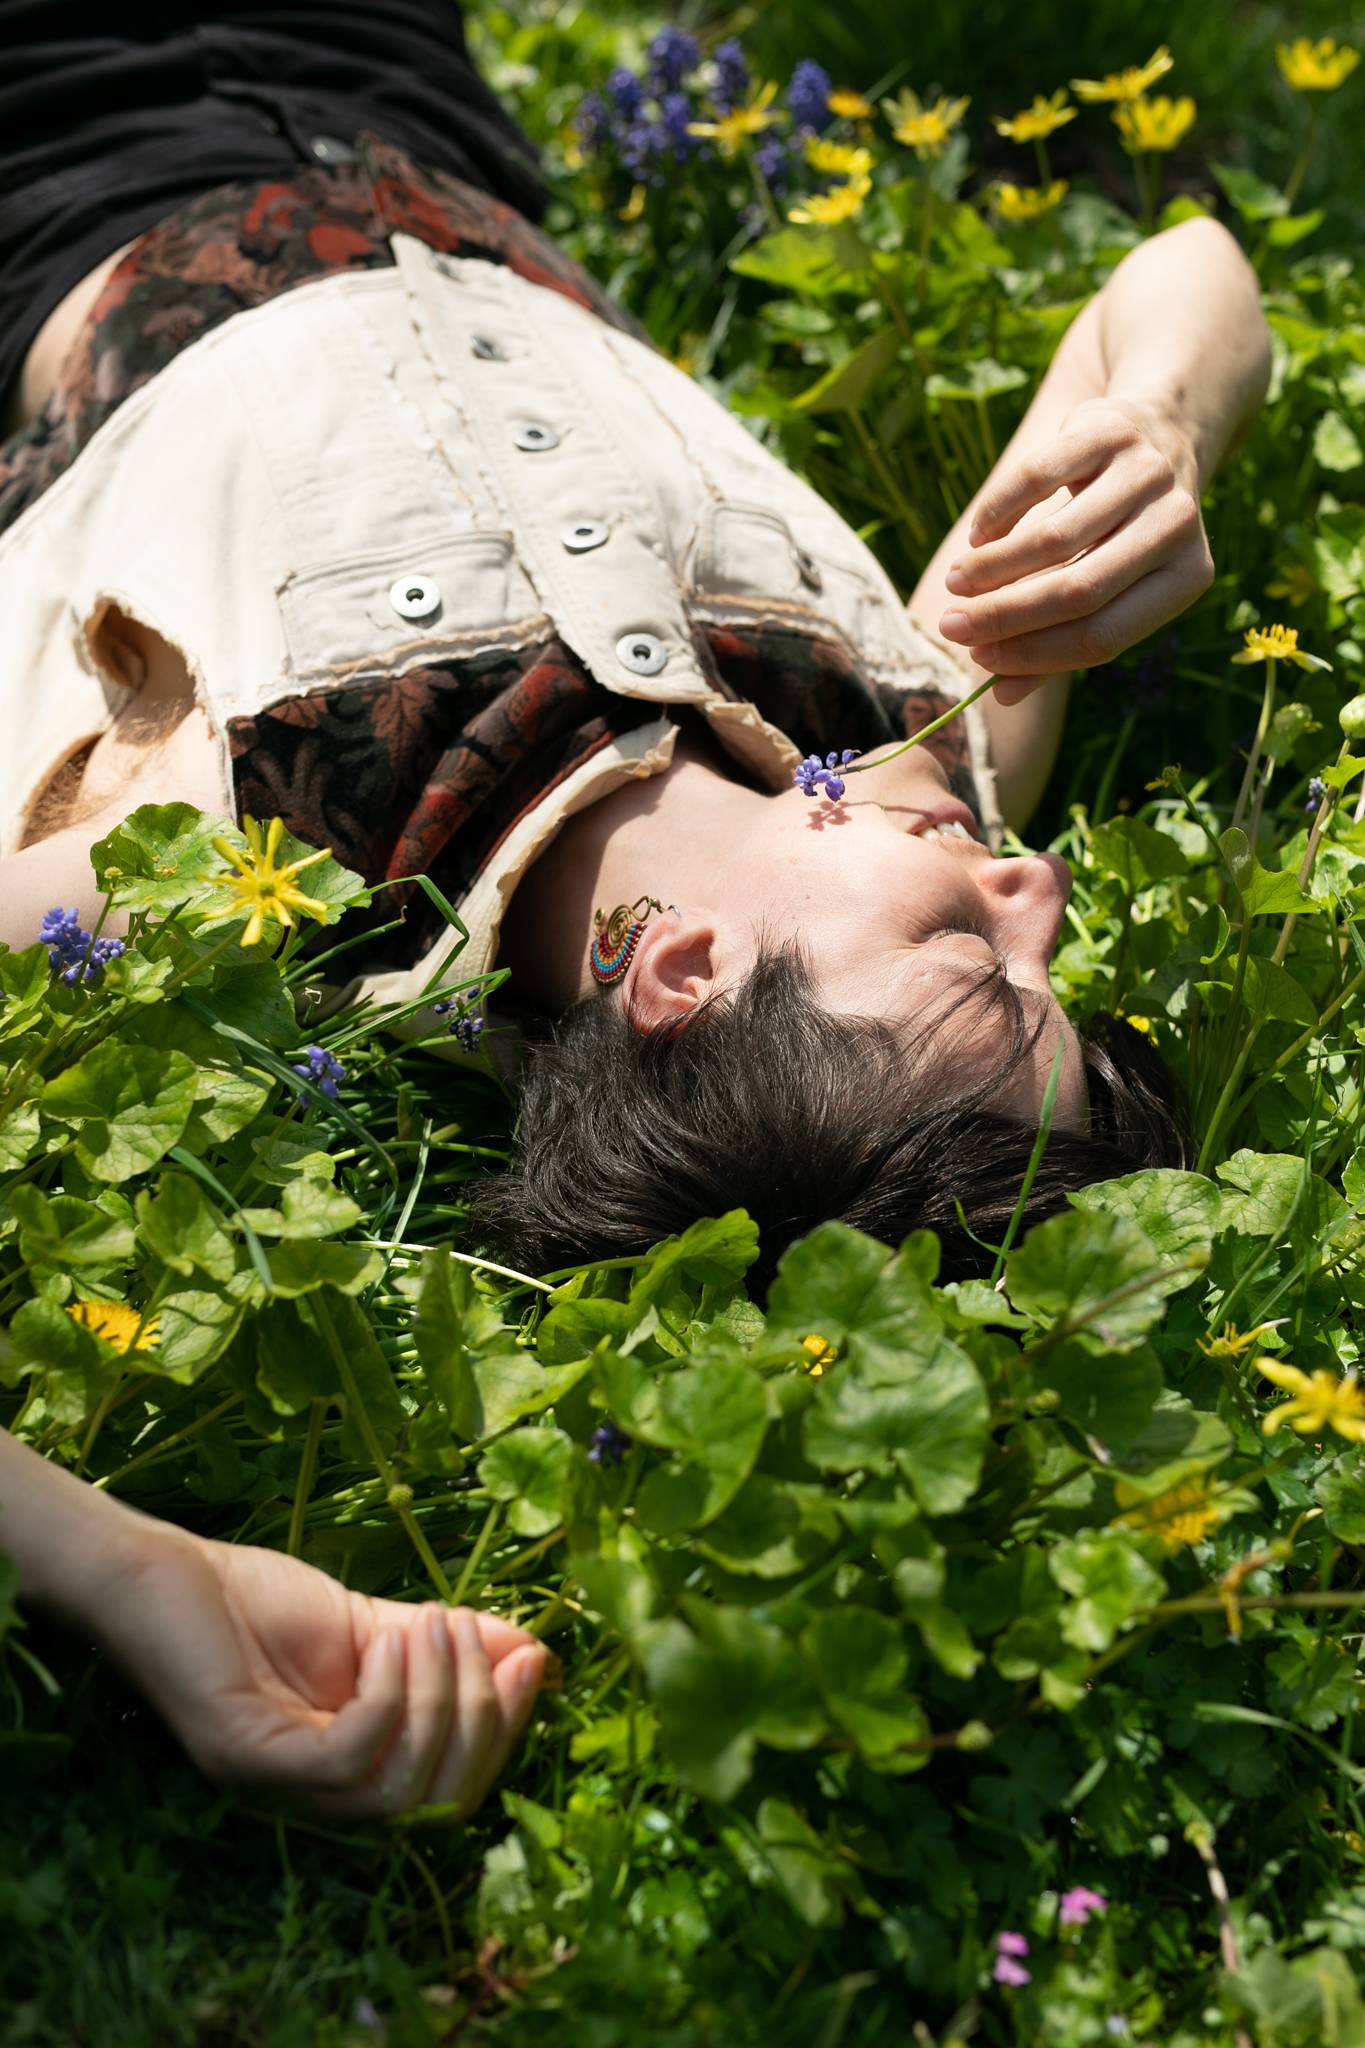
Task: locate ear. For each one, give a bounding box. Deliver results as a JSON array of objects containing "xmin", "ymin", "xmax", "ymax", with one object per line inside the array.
[{"xmin": 621, "ymin": 913, "xmax": 722, "ymax": 1032}]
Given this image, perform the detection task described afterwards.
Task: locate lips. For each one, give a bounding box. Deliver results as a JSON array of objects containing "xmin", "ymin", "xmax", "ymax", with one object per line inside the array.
[{"xmin": 905, "ymin": 799, "xmax": 984, "ymax": 844}]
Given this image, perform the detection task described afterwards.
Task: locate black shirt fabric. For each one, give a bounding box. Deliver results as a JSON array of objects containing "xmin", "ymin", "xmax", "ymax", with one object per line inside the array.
[{"xmin": 0, "ymin": 0, "xmax": 545, "ymax": 410}]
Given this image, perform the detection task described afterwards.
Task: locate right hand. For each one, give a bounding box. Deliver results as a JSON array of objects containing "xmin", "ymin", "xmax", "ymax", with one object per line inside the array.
[{"xmin": 89, "ymin": 1518, "xmax": 549, "ymax": 1819}]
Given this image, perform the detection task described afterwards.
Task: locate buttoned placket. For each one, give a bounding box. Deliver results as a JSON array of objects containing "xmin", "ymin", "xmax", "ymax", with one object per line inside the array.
[{"xmin": 389, "ymin": 236, "xmax": 713, "ymax": 710}]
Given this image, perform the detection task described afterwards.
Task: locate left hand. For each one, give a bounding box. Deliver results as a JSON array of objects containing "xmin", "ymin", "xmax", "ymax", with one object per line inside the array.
[
  {"xmin": 87, "ymin": 1519, "xmax": 549, "ymax": 1820},
  {"xmin": 936, "ymin": 395, "xmax": 1214, "ymax": 703}
]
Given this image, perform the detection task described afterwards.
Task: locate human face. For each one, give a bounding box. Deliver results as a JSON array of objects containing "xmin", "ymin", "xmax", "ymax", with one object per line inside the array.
[{"xmin": 741, "ymin": 752, "xmax": 1087, "ymax": 1131}]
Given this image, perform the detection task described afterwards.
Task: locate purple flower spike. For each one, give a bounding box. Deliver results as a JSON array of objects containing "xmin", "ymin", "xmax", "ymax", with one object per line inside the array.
[
  {"xmin": 292, "ymin": 1043, "xmax": 346, "ymax": 1104},
  {"xmin": 789, "ymin": 59, "xmax": 833, "ymax": 133},
  {"xmin": 823, "ymin": 774, "xmax": 846, "ymax": 801},
  {"xmin": 40, "ymin": 907, "xmax": 125, "ymax": 985},
  {"xmin": 588, "ymin": 1420, "xmax": 631, "ymax": 1467},
  {"xmin": 793, "ymin": 746, "xmax": 859, "ymax": 802},
  {"xmin": 1059, "ymin": 1885, "xmax": 1107, "ymax": 1927},
  {"xmin": 710, "ymin": 37, "xmax": 750, "ymax": 113},
  {"xmin": 645, "ymin": 26, "xmax": 699, "ymax": 95},
  {"xmin": 1305, "ymin": 774, "xmax": 1327, "ymax": 813}
]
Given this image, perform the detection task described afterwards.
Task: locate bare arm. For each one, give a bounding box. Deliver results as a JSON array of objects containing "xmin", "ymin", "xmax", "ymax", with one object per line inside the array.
[{"xmin": 908, "ymin": 216, "xmax": 1272, "ymax": 828}]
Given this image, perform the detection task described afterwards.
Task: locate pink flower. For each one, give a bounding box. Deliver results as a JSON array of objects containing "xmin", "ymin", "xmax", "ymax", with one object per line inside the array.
[
  {"xmin": 1059, "ymin": 1885, "xmax": 1108, "ymax": 1927},
  {"xmin": 993, "ymin": 1930, "xmax": 1031, "ymax": 1985}
]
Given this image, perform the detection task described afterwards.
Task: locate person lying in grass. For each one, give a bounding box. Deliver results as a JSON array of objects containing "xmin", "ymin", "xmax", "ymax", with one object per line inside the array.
[{"xmin": 0, "ymin": 4, "xmax": 1267, "ymax": 1816}]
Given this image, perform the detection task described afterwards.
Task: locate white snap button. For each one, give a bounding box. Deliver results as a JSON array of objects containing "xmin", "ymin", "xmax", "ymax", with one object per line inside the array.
[
  {"xmin": 309, "ymin": 134, "xmax": 357, "ymax": 165},
  {"xmin": 470, "ymin": 334, "xmax": 505, "ymax": 360},
  {"xmin": 511, "ymin": 420, "xmax": 559, "ymax": 452},
  {"xmin": 616, "ymin": 632, "xmax": 668, "ymax": 677},
  {"xmin": 792, "ymin": 546, "xmax": 824, "ymax": 592},
  {"xmin": 389, "ymin": 575, "xmax": 441, "ymax": 622},
  {"xmin": 561, "ymin": 519, "xmax": 609, "ymax": 553}
]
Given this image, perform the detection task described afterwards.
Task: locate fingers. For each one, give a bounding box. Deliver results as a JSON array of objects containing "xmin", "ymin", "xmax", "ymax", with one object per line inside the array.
[
  {"xmin": 942, "ymin": 505, "xmax": 1176, "ymax": 654},
  {"xmin": 949, "ymin": 461, "xmax": 1167, "ymax": 598},
  {"xmin": 964, "ymin": 554, "xmax": 1210, "ymax": 680},
  {"xmin": 300, "ymin": 1626, "xmax": 406, "ymax": 1802},
  {"xmin": 422, "ymin": 1608, "xmax": 512, "ymax": 1815},
  {"xmin": 968, "ymin": 415, "xmax": 1139, "ymax": 545},
  {"xmin": 312, "ymin": 1604, "xmax": 455, "ymax": 1820}
]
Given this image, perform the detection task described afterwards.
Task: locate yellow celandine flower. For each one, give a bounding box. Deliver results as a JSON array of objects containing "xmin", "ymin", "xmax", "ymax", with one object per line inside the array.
[
  {"xmin": 1256, "ymin": 1358, "xmax": 1365, "ymax": 1442},
  {"xmin": 1199, "ymin": 1319, "xmax": 1285, "ymax": 1359},
  {"xmin": 1113, "ymin": 1475, "xmax": 1221, "ymax": 1552},
  {"xmin": 788, "ymin": 176, "xmax": 871, "ymax": 226},
  {"xmin": 687, "ymin": 78, "xmax": 780, "ymax": 158},
  {"xmin": 827, "ymin": 87, "xmax": 874, "ymax": 120},
  {"xmin": 804, "ymin": 137, "xmax": 873, "ymax": 179},
  {"xmin": 1112, "ymin": 94, "xmax": 1197, "ymax": 154},
  {"xmin": 65, "ymin": 1300, "xmax": 162, "ymax": 1353},
  {"xmin": 1276, "ymin": 37, "xmax": 1360, "ymax": 92},
  {"xmin": 995, "ymin": 178, "xmax": 1069, "ymax": 221},
  {"xmin": 801, "ymin": 1333, "xmax": 837, "ymax": 1376},
  {"xmin": 1266, "ymin": 563, "xmax": 1318, "ymax": 607},
  {"xmin": 202, "ymin": 814, "xmax": 332, "ymax": 949},
  {"xmin": 1119, "ymin": 1011, "xmax": 1155, "ymax": 1036},
  {"xmin": 619, "ymin": 183, "xmax": 646, "ymax": 222},
  {"xmin": 883, "ymin": 87, "xmax": 970, "ymax": 160},
  {"xmin": 1231, "ymin": 622, "xmax": 1333, "ymax": 671},
  {"xmin": 1071, "ymin": 45, "xmax": 1174, "ymax": 103},
  {"xmin": 992, "ymin": 90, "xmax": 1077, "ymax": 142}
]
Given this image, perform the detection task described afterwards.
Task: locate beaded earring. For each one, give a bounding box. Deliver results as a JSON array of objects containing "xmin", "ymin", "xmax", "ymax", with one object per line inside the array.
[{"xmin": 590, "ymin": 895, "xmax": 668, "ymax": 987}]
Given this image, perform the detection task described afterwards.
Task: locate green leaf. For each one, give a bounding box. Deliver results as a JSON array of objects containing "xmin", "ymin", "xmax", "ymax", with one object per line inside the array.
[
  {"xmin": 414, "ymin": 1249, "xmax": 589, "ymax": 1442},
  {"xmin": 1072, "ymin": 1169, "xmax": 1219, "ymax": 1273},
  {"xmin": 479, "ymin": 1427, "xmax": 572, "ymax": 1535},
  {"xmin": 755, "ymin": 1799, "xmax": 845, "ymax": 1928},
  {"xmin": 313, "ymin": 1289, "xmax": 405, "ymax": 1458},
  {"xmin": 252, "ymin": 1300, "xmax": 335, "ymax": 1415},
  {"xmin": 1032, "ymin": 1340, "xmax": 1163, "ymax": 1455},
  {"xmin": 792, "ymin": 325, "xmax": 900, "ymax": 414},
  {"xmin": 802, "ymin": 1608, "xmax": 930, "ymax": 1762},
  {"xmin": 1006, "ymin": 1209, "xmax": 1185, "ymax": 1350},
  {"xmin": 639, "ymin": 1605, "xmax": 825, "ymax": 1800},
  {"xmin": 804, "ymin": 1331, "xmax": 989, "ymax": 1514},
  {"xmin": 261, "ymin": 1243, "xmax": 383, "ymax": 1299},
  {"xmin": 730, "ymin": 224, "xmax": 868, "ymax": 297},
  {"xmin": 1264, "ymin": 208, "xmax": 1324, "ymax": 248},
  {"xmin": 0, "ymin": 945, "xmax": 54, "ymax": 1014},
  {"xmin": 9, "ymin": 1187, "xmax": 136, "ymax": 1273},
  {"xmin": 1210, "ymin": 161, "xmax": 1288, "ymax": 222},
  {"xmin": 627, "ymin": 1210, "xmax": 760, "ymax": 1313},
  {"xmin": 765, "ymin": 1221, "xmax": 889, "ymax": 1345},
  {"xmin": 1314, "ymin": 409, "xmax": 1364, "ymax": 474},
  {"xmin": 89, "ymin": 803, "xmax": 239, "ymax": 913},
  {"xmin": 136, "ymin": 1172, "xmax": 236, "ymax": 1283},
  {"xmin": 636, "ymin": 1359, "xmax": 768, "ymax": 1533},
  {"xmin": 1050, "ymin": 1532, "xmax": 1164, "ymax": 1652},
  {"xmin": 1242, "ymin": 953, "xmax": 1319, "ymax": 1027},
  {"xmin": 694, "ymin": 1475, "xmax": 839, "ymax": 1579},
  {"xmin": 181, "ymin": 1067, "xmax": 273, "ymax": 1149},
  {"xmin": 42, "ymin": 1043, "xmax": 198, "ymax": 1183},
  {"xmin": 7, "ymin": 1298, "xmax": 114, "ymax": 1422},
  {"xmin": 924, "ymin": 358, "xmax": 1028, "ymax": 403},
  {"xmin": 1217, "ymin": 1150, "xmax": 1341, "ymax": 1242},
  {"xmin": 1317, "ymin": 1452, "xmax": 1365, "ymax": 1544},
  {"xmin": 0, "ymin": 1100, "xmax": 41, "ymax": 1173},
  {"xmin": 153, "ymin": 1283, "xmax": 246, "ymax": 1379}
]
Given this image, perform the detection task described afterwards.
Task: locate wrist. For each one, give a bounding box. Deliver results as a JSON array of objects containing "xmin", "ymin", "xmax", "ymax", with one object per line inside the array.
[{"xmin": 1076, "ymin": 390, "xmax": 1204, "ymax": 496}]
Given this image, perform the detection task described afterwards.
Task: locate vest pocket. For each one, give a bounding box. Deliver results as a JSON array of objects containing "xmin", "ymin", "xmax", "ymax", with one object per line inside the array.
[
  {"xmin": 685, "ymin": 501, "xmax": 888, "ymax": 666},
  {"xmin": 277, "ymin": 528, "xmax": 540, "ymax": 685}
]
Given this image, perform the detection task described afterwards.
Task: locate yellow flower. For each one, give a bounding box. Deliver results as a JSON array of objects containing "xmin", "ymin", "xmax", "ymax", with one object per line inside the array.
[
  {"xmin": 66, "ymin": 1300, "xmax": 162, "ymax": 1353},
  {"xmin": 1276, "ymin": 37, "xmax": 1360, "ymax": 92},
  {"xmin": 619, "ymin": 183, "xmax": 646, "ymax": 222},
  {"xmin": 1266, "ymin": 563, "xmax": 1318, "ymax": 608},
  {"xmin": 201, "ymin": 814, "xmax": 332, "ymax": 950},
  {"xmin": 1112, "ymin": 94, "xmax": 1197, "ymax": 153},
  {"xmin": 992, "ymin": 90, "xmax": 1077, "ymax": 142},
  {"xmin": 995, "ymin": 178, "xmax": 1069, "ymax": 221},
  {"xmin": 1119, "ymin": 1011, "xmax": 1155, "ymax": 1036},
  {"xmin": 687, "ymin": 79, "xmax": 780, "ymax": 158},
  {"xmin": 883, "ymin": 88, "xmax": 970, "ymax": 160},
  {"xmin": 1255, "ymin": 1358, "xmax": 1365, "ymax": 1442},
  {"xmin": 788, "ymin": 176, "xmax": 871, "ymax": 226},
  {"xmin": 1072, "ymin": 45, "xmax": 1174, "ymax": 103},
  {"xmin": 1230, "ymin": 623, "xmax": 1333, "ymax": 671},
  {"xmin": 1113, "ymin": 1475, "xmax": 1221, "ymax": 1552},
  {"xmin": 803, "ymin": 137, "xmax": 874, "ymax": 178},
  {"xmin": 828, "ymin": 87, "xmax": 874, "ymax": 120},
  {"xmin": 801, "ymin": 1333, "xmax": 837, "ymax": 1376},
  {"xmin": 1199, "ymin": 1319, "xmax": 1285, "ymax": 1359}
]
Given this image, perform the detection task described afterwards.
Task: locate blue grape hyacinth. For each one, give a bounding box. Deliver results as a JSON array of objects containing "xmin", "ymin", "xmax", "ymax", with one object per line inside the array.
[
  {"xmin": 788, "ymin": 59, "xmax": 833, "ymax": 133},
  {"xmin": 292, "ymin": 1044, "xmax": 346, "ymax": 1101},
  {"xmin": 39, "ymin": 907, "xmax": 125, "ymax": 985},
  {"xmin": 794, "ymin": 749, "xmax": 859, "ymax": 801}
]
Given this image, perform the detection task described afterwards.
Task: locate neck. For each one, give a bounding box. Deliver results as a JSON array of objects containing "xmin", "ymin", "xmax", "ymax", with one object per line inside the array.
[{"xmin": 496, "ymin": 722, "xmax": 768, "ymax": 1010}]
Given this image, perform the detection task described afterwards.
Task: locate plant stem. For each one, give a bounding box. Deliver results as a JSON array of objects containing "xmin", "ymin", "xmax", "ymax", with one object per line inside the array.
[
  {"xmin": 838, "ymin": 675, "xmax": 999, "ymax": 782},
  {"xmin": 1231, "ymin": 657, "xmax": 1278, "ymax": 837},
  {"xmin": 287, "ymin": 1398, "xmax": 328, "ymax": 1558}
]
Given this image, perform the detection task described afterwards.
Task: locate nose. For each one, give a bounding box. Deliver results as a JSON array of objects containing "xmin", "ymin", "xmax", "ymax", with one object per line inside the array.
[{"xmin": 973, "ymin": 851, "xmax": 1073, "ymax": 968}]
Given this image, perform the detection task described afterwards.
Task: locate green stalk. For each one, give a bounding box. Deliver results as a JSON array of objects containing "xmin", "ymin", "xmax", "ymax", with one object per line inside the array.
[
  {"xmin": 286, "ymin": 1398, "xmax": 328, "ymax": 1558},
  {"xmin": 989, "ymin": 1042, "xmax": 1066, "ymax": 1286},
  {"xmin": 838, "ymin": 675, "xmax": 998, "ymax": 781},
  {"xmin": 310, "ymin": 1289, "xmax": 453, "ymax": 1601},
  {"xmin": 1231, "ymin": 657, "xmax": 1278, "ymax": 837}
]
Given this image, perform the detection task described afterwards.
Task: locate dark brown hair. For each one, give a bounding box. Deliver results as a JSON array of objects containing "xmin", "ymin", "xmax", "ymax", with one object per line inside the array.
[{"xmin": 470, "ymin": 943, "xmax": 1186, "ymax": 1297}]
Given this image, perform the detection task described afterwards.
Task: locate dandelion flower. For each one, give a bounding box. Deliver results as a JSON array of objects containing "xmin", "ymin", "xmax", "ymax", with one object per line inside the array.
[
  {"xmin": 883, "ymin": 87, "xmax": 970, "ymax": 160},
  {"xmin": 828, "ymin": 87, "xmax": 874, "ymax": 120},
  {"xmin": 66, "ymin": 1300, "xmax": 162, "ymax": 1353},
  {"xmin": 687, "ymin": 78, "xmax": 780, "ymax": 158},
  {"xmin": 803, "ymin": 137, "xmax": 873, "ymax": 178},
  {"xmin": 788, "ymin": 176, "xmax": 870, "ymax": 225},
  {"xmin": 1276, "ymin": 38, "xmax": 1360, "ymax": 92},
  {"xmin": 1072, "ymin": 46, "xmax": 1174, "ymax": 103},
  {"xmin": 201, "ymin": 815, "xmax": 332, "ymax": 949},
  {"xmin": 996, "ymin": 179, "xmax": 1068, "ymax": 221},
  {"xmin": 1231, "ymin": 623, "xmax": 1332, "ymax": 671},
  {"xmin": 801, "ymin": 1334, "xmax": 837, "ymax": 1376},
  {"xmin": 1255, "ymin": 1358, "xmax": 1365, "ymax": 1442},
  {"xmin": 1112, "ymin": 94, "xmax": 1197, "ymax": 153},
  {"xmin": 993, "ymin": 90, "xmax": 1077, "ymax": 141}
]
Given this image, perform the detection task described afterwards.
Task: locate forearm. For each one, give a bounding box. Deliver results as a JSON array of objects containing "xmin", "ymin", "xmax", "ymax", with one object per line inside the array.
[
  {"xmin": 1095, "ymin": 217, "xmax": 1271, "ymax": 486},
  {"xmin": 0, "ymin": 1424, "xmax": 167, "ymax": 1628}
]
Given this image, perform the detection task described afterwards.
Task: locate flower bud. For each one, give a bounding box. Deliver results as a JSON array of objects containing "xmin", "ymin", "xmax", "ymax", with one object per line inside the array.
[
  {"xmin": 1340, "ymin": 694, "xmax": 1365, "ymax": 738},
  {"xmin": 386, "ymin": 1482, "xmax": 415, "ymax": 1509},
  {"xmin": 955, "ymin": 1720, "xmax": 994, "ymax": 1752}
]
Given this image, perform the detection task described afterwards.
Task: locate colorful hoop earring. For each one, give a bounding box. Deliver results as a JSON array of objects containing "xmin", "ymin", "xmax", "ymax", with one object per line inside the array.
[{"xmin": 590, "ymin": 895, "xmax": 666, "ymax": 987}]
